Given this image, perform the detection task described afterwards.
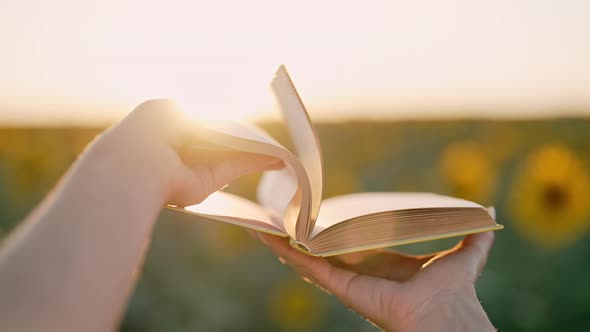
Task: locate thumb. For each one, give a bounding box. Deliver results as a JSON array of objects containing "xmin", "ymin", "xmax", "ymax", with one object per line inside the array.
[
  {"xmin": 445, "ymin": 231, "xmax": 495, "ymax": 283},
  {"xmin": 168, "ymin": 152, "xmax": 282, "ymax": 207},
  {"xmin": 461, "ymin": 231, "xmax": 495, "ymax": 278}
]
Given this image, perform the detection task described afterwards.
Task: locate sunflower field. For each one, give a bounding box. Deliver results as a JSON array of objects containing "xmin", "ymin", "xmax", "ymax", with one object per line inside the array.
[{"xmin": 1, "ymin": 119, "xmax": 590, "ymax": 331}]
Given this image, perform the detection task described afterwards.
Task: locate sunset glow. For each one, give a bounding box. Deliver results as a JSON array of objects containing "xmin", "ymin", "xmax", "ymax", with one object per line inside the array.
[{"xmin": 1, "ymin": 0, "xmax": 590, "ymax": 124}]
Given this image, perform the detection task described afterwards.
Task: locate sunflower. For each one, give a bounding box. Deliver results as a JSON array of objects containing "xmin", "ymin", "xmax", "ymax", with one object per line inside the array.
[
  {"xmin": 267, "ymin": 278, "xmax": 325, "ymax": 331},
  {"xmin": 509, "ymin": 144, "xmax": 590, "ymax": 249},
  {"xmin": 440, "ymin": 140, "xmax": 496, "ymax": 205}
]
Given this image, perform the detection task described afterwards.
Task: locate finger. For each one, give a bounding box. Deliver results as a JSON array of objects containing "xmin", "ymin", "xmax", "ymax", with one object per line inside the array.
[
  {"xmin": 442, "ymin": 231, "xmax": 495, "ymax": 282},
  {"xmin": 130, "ymin": 99, "xmax": 231, "ymax": 148},
  {"xmin": 167, "ymin": 162, "xmax": 216, "ymax": 206},
  {"xmin": 257, "ymin": 232, "xmax": 398, "ymax": 324},
  {"xmin": 486, "ymin": 206, "xmax": 496, "ymax": 219},
  {"xmin": 169, "ymin": 151, "xmax": 282, "ymax": 206},
  {"xmin": 328, "ymin": 250, "xmax": 436, "ymax": 282},
  {"xmin": 460, "ymin": 231, "xmax": 495, "ymax": 277},
  {"xmin": 180, "ymin": 147, "xmax": 283, "ymax": 171},
  {"xmin": 126, "ymin": 99, "xmax": 187, "ymax": 140}
]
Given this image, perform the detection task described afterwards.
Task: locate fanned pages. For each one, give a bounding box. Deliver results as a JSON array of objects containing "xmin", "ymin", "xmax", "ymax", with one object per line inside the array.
[
  {"xmin": 170, "ymin": 121, "xmax": 311, "ymax": 239},
  {"xmin": 168, "ymin": 65, "xmax": 503, "ymax": 257},
  {"xmin": 168, "ymin": 192, "xmax": 286, "ymax": 236},
  {"xmin": 257, "ymin": 168, "xmax": 299, "ymax": 233},
  {"xmin": 270, "ymin": 65, "xmax": 324, "ymax": 241}
]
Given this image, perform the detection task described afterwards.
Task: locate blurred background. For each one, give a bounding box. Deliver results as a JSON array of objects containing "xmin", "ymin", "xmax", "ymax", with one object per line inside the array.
[{"xmin": 2, "ymin": 1, "xmax": 590, "ymax": 331}]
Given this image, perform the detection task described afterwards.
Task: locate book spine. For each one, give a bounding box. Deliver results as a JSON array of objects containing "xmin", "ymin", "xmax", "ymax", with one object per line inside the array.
[{"xmin": 288, "ymin": 238, "xmax": 318, "ymax": 256}]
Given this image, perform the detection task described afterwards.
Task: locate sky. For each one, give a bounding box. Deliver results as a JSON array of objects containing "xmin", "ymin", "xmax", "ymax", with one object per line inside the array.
[{"xmin": 1, "ymin": 0, "xmax": 590, "ymax": 125}]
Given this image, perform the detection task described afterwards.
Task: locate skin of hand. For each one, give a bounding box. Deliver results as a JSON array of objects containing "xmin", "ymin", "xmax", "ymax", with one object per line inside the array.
[
  {"xmin": 0, "ymin": 99, "xmax": 282, "ymax": 332},
  {"xmin": 253, "ymin": 228, "xmax": 497, "ymax": 332}
]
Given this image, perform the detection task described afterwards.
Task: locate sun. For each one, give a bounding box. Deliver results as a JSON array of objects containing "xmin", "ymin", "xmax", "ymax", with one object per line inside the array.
[
  {"xmin": 176, "ymin": 96, "xmax": 261, "ymax": 124},
  {"xmin": 161, "ymin": 63, "xmax": 280, "ymax": 125}
]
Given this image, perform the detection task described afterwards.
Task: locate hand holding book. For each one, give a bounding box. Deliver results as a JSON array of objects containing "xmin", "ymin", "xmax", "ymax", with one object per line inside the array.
[
  {"xmin": 0, "ymin": 66, "xmax": 500, "ymax": 331},
  {"xmin": 170, "ymin": 65, "xmax": 503, "ymax": 256},
  {"xmin": 252, "ymin": 226, "xmax": 497, "ymax": 332}
]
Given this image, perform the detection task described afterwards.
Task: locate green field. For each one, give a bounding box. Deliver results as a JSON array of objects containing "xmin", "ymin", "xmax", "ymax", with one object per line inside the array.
[{"xmin": 1, "ymin": 119, "xmax": 590, "ymax": 331}]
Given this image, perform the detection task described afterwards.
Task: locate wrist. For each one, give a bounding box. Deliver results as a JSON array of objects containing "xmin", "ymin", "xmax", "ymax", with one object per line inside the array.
[
  {"xmin": 399, "ymin": 287, "xmax": 494, "ymax": 332},
  {"xmin": 80, "ymin": 127, "xmax": 173, "ymax": 209}
]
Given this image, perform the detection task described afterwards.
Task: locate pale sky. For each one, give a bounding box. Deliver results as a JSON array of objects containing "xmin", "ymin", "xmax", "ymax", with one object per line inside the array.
[{"xmin": 1, "ymin": 0, "xmax": 590, "ymax": 125}]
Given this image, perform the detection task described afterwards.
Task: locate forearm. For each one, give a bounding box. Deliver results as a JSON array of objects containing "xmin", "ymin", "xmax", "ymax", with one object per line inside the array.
[
  {"xmin": 0, "ymin": 130, "xmax": 168, "ymax": 331},
  {"xmin": 0, "ymin": 99, "xmax": 280, "ymax": 331}
]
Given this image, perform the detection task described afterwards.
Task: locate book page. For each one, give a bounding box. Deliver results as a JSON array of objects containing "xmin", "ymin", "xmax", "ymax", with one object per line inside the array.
[
  {"xmin": 257, "ymin": 168, "xmax": 299, "ymax": 230},
  {"xmin": 170, "ymin": 191, "xmax": 287, "ymax": 236},
  {"xmin": 184, "ymin": 120, "xmax": 311, "ymax": 239},
  {"xmin": 205, "ymin": 121, "xmax": 283, "ymax": 148},
  {"xmin": 311, "ymin": 192, "xmax": 485, "ymax": 237},
  {"xmin": 213, "ymin": 122, "xmax": 302, "ymax": 236},
  {"xmin": 271, "ymin": 65, "xmax": 324, "ymax": 240}
]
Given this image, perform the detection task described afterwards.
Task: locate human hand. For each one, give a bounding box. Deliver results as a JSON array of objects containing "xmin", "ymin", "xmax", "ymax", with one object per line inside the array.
[
  {"xmin": 87, "ymin": 99, "xmax": 282, "ymax": 208},
  {"xmin": 254, "ymin": 229, "xmax": 496, "ymax": 332},
  {"xmin": 0, "ymin": 99, "xmax": 284, "ymax": 332}
]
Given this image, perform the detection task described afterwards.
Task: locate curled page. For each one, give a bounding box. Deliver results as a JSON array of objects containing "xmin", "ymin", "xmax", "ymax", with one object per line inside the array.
[
  {"xmin": 183, "ymin": 121, "xmax": 310, "ymax": 240},
  {"xmin": 271, "ymin": 65, "xmax": 324, "ymax": 240},
  {"xmin": 257, "ymin": 168, "xmax": 299, "ymax": 234},
  {"xmin": 175, "ymin": 191, "xmax": 286, "ymax": 236}
]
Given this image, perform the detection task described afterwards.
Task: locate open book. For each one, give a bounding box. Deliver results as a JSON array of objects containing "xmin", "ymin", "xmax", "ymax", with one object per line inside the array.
[{"xmin": 167, "ymin": 65, "xmax": 503, "ymax": 256}]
